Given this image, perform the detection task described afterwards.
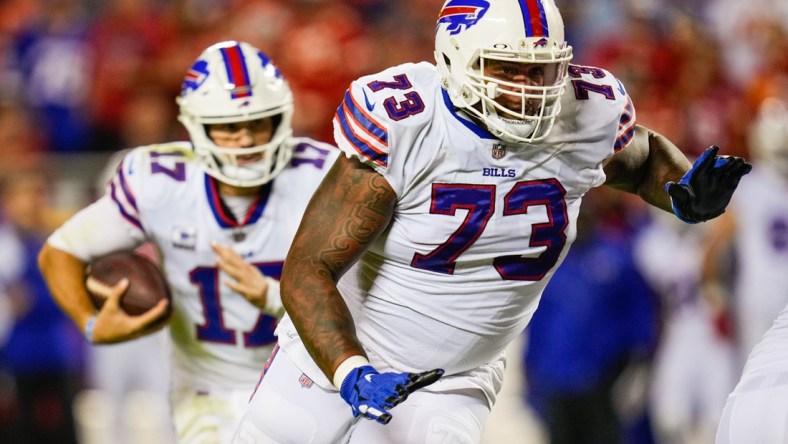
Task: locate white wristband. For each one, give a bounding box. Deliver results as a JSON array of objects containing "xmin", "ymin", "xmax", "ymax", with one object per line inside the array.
[
  {"xmin": 84, "ymin": 315, "xmax": 97, "ymax": 343},
  {"xmin": 332, "ymin": 355, "xmax": 370, "ymax": 390},
  {"xmin": 263, "ymin": 277, "xmax": 284, "ymax": 317}
]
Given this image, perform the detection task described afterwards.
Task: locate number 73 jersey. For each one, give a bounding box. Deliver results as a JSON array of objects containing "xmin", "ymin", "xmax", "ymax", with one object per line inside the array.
[{"xmin": 331, "ymin": 61, "xmax": 636, "ymax": 375}]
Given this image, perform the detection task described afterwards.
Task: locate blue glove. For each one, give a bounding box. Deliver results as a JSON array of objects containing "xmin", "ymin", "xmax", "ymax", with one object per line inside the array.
[
  {"xmin": 666, "ymin": 146, "xmax": 752, "ymax": 223},
  {"xmin": 339, "ymin": 366, "xmax": 444, "ymax": 424}
]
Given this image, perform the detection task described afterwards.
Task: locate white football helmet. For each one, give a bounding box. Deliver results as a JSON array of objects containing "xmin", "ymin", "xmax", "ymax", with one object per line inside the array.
[
  {"xmin": 177, "ymin": 41, "xmax": 294, "ymax": 187},
  {"xmin": 435, "ymin": 0, "xmax": 573, "ymax": 143},
  {"xmin": 749, "ymin": 97, "xmax": 788, "ymax": 177}
]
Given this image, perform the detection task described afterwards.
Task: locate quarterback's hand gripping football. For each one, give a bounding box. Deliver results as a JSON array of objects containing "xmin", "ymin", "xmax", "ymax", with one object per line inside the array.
[
  {"xmin": 84, "ymin": 277, "xmax": 169, "ymax": 343},
  {"xmin": 666, "ymin": 146, "xmax": 752, "ymax": 223},
  {"xmin": 339, "ymin": 366, "xmax": 444, "ymax": 424}
]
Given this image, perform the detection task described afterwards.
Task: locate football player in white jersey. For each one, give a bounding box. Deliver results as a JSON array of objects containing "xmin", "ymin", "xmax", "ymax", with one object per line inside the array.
[
  {"xmin": 714, "ymin": 97, "xmax": 788, "ymax": 444},
  {"xmin": 233, "ymin": 1, "xmax": 751, "ymax": 443},
  {"xmin": 37, "ymin": 41, "xmax": 339, "ymax": 443},
  {"xmin": 634, "ymin": 211, "xmax": 738, "ymax": 444}
]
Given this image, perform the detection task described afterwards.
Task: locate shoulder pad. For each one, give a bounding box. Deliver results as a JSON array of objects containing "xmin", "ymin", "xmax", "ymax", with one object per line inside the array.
[
  {"xmin": 565, "ymin": 64, "xmax": 636, "ymax": 152},
  {"xmin": 108, "ymin": 142, "xmax": 198, "ymax": 221},
  {"xmin": 333, "ymin": 63, "xmax": 437, "ymax": 170},
  {"xmin": 288, "ymin": 137, "xmax": 340, "ymax": 173}
]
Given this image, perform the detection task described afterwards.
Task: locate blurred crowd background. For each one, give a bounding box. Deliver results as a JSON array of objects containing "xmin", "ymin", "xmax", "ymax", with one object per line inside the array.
[{"xmin": 0, "ymin": 0, "xmax": 785, "ymax": 443}]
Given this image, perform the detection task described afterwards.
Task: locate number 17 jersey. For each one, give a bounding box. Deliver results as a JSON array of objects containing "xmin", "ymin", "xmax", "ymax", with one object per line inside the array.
[{"xmin": 109, "ymin": 140, "xmax": 338, "ymax": 392}]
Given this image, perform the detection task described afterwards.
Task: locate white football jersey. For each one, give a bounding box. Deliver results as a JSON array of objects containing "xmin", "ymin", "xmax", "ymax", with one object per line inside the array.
[
  {"xmin": 715, "ymin": 167, "xmax": 788, "ymax": 444},
  {"xmin": 736, "ymin": 301, "xmax": 788, "ymax": 391},
  {"xmin": 277, "ymin": 62, "xmax": 636, "ymax": 387},
  {"xmin": 729, "ymin": 167, "xmax": 788, "ymax": 359},
  {"xmin": 99, "ymin": 139, "xmax": 337, "ymax": 391},
  {"xmin": 717, "ymin": 302, "xmax": 788, "ymax": 444}
]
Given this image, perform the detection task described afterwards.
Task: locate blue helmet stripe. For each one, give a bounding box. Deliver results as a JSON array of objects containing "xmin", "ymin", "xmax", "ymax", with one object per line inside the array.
[{"xmin": 518, "ymin": 0, "xmax": 549, "ymax": 37}]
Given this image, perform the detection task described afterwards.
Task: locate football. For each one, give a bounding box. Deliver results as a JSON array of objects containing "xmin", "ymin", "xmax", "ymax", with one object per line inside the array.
[{"xmin": 87, "ymin": 251, "xmax": 172, "ymax": 317}]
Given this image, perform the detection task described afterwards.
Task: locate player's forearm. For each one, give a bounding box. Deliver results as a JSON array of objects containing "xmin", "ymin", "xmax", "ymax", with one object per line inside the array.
[
  {"xmin": 604, "ymin": 125, "xmax": 692, "ymax": 212},
  {"xmin": 281, "ymin": 259, "xmax": 365, "ymax": 379},
  {"xmin": 637, "ymin": 129, "xmax": 693, "ymax": 211},
  {"xmin": 38, "ymin": 242, "xmax": 95, "ymax": 331},
  {"xmin": 281, "ymin": 156, "xmax": 396, "ymax": 380}
]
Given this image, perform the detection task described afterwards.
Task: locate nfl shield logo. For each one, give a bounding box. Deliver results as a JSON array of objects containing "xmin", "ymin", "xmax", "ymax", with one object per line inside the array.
[
  {"xmin": 491, "ymin": 144, "xmax": 506, "ymax": 159},
  {"xmin": 298, "ymin": 373, "xmax": 313, "ymax": 388}
]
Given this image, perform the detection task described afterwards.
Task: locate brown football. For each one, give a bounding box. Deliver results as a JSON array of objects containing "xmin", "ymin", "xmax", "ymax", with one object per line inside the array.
[{"xmin": 87, "ymin": 251, "xmax": 172, "ymax": 317}]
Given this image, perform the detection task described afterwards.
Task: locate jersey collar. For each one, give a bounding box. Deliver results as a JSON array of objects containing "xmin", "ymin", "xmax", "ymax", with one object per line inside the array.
[
  {"xmin": 441, "ymin": 88, "xmax": 497, "ymax": 139},
  {"xmin": 204, "ymin": 174, "xmax": 273, "ymax": 228}
]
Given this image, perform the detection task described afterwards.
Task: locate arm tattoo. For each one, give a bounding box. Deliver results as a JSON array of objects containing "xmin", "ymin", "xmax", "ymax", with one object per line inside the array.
[{"xmin": 281, "ymin": 157, "xmax": 395, "ymax": 378}]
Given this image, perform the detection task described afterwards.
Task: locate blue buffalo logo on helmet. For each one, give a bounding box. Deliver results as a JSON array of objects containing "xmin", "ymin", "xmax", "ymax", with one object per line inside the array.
[
  {"xmin": 436, "ymin": 0, "xmax": 490, "ymax": 35},
  {"xmin": 256, "ymin": 51, "xmax": 283, "ymax": 80},
  {"xmin": 182, "ymin": 59, "xmax": 210, "ymax": 95}
]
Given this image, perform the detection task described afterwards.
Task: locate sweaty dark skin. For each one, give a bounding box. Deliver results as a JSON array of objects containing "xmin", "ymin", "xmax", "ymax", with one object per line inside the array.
[{"xmin": 281, "ymin": 156, "xmax": 396, "ymax": 378}]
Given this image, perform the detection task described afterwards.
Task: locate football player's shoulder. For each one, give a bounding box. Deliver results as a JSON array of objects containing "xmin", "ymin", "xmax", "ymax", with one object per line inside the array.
[
  {"xmin": 334, "ymin": 62, "xmax": 439, "ymax": 171},
  {"xmin": 284, "ymin": 137, "xmax": 340, "ymax": 177},
  {"xmin": 271, "ymin": 137, "xmax": 338, "ymax": 198},
  {"xmin": 122, "ymin": 141, "xmax": 198, "ymax": 177},
  {"xmin": 558, "ymin": 64, "xmax": 635, "ymax": 144},
  {"xmin": 363, "ymin": 61, "xmax": 439, "ymax": 92},
  {"xmin": 563, "ymin": 64, "xmax": 630, "ymax": 107},
  {"xmin": 347, "ymin": 61, "xmax": 439, "ymax": 127},
  {"xmin": 357, "ymin": 62, "xmax": 437, "ymax": 91},
  {"xmin": 117, "ymin": 141, "xmax": 199, "ymax": 205}
]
